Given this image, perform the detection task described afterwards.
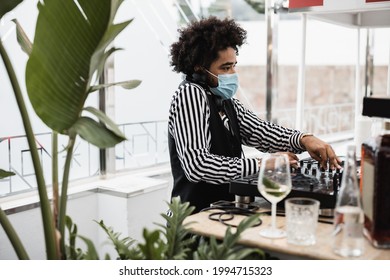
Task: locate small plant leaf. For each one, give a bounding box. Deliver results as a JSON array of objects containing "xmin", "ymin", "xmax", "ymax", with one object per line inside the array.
[
  {"xmin": 89, "ymin": 79, "xmax": 142, "ymax": 93},
  {"xmin": 77, "ymin": 235, "xmax": 100, "ymax": 260},
  {"xmin": 12, "ymin": 18, "xmax": 32, "ymax": 56},
  {"xmin": 83, "ymin": 107, "xmax": 126, "ymax": 139},
  {"xmin": 96, "ymin": 220, "xmax": 141, "ymax": 260},
  {"xmin": 194, "ymin": 214, "xmax": 265, "ymax": 260},
  {"xmin": 0, "ymin": 169, "xmax": 15, "ymax": 179},
  {"xmin": 90, "ymin": 18, "xmax": 132, "ymax": 83},
  {"xmin": 93, "ymin": 46, "xmax": 122, "ymax": 84},
  {"xmin": 157, "ymin": 197, "xmax": 195, "ymax": 260},
  {"xmin": 137, "ymin": 229, "xmax": 166, "ymax": 260},
  {"xmin": 71, "ymin": 117, "xmax": 126, "ymax": 148}
]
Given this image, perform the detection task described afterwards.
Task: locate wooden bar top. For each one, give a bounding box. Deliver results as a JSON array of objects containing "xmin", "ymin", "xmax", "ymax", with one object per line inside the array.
[{"xmin": 184, "ymin": 210, "xmax": 390, "ymax": 260}]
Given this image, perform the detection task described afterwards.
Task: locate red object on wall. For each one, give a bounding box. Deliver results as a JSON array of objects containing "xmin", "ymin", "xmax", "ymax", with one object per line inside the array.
[
  {"xmin": 289, "ymin": 0, "xmax": 324, "ymax": 9},
  {"xmin": 366, "ymin": 0, "xmax": 390, "ymax": 2}
]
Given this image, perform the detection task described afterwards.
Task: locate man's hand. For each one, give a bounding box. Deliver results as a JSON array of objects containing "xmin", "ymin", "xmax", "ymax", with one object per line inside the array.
[
  {"xmin": 274, "ymin": 151, "xmax": 300, "ymax": 169},
  {"xmin": 300, "ymin": 135, "xmax": 342, "ymax": 170}
]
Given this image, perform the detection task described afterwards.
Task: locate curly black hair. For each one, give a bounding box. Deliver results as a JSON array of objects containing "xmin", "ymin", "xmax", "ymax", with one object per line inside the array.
[{"xmin": 170, "ymin": 17, "xmax": 247, "ymax": 76}]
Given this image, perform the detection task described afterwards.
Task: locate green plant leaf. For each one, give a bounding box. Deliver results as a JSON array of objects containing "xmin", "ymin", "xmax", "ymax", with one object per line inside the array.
[
  {"xmin": 137, "ymin": 228, "xmax": 166, "ymax": 260},
  {"xmin": 71, "ymin": 117, "xmax": 126, "ymax": 148},
  {"xmin": 0, "ymin": 169, "xmax": 15, "ymax": 179},
  {"xmin": 193, "ymin": 214, "xmax": 265, "ymax": 260},
  {"xmin": 0, "ymin": 0, "xmax": 23, "ymax": 19},
  {"xmin": 93, "ymin": 46, "xmax": 122, "ymax": 85},
  {"xmin": 88, "ymin": 0, "xmax": 131, "ymax": 82},
  {"xmin": 12, "ymin": 19, "xmax": 32, "ymax": 56},
  {"xmin": 96, "ymin": 220, "xmax": 141, "ymax": 260},
  {"xmin": 25, "ymin": 0, "xmax": 129, "ymax": 134},
  {"xmin": 65, "ymin": 215, "xmax": 81, "ymax": 260},
  {"xmin": 120, "ymin": 80, "xmax": 142, "ymax": 90},
  {"xmin": 65, "ymin": 216, "xmax": 100, "ymax": 260},
  {"xmin": 89, "ymin": 79, "xmax": 142, "ymax": 93},
  {"xmin": 90, "ymin": 20, "xmax": 132, "ymax": 83},
  {"xmin": 157, "ymin": 197, "xmax": 195, "ymax": 260},
  {"xmin": 77, "ymin": 235, "xmax": 100, "ymax": 260},
  {"xmin": 83, "ymin": 106, "xmax": 126, "ymax": 139}
]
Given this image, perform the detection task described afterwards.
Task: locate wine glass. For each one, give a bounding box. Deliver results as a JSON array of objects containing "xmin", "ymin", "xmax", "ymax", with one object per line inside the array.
[{"xmin": 258, "ymin": 153, "xmax": 292, "ymax": 238}]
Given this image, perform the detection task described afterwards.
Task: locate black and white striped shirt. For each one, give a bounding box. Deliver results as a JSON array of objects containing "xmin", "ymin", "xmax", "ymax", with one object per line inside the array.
[{"xmin": 168, "ymin": 82, "xmax": 305, "ymax": 185}]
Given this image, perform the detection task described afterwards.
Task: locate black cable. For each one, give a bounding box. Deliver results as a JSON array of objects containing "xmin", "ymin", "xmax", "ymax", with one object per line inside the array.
[{"xmin": 200, "ymin": 201, "xmax": 262, "ymax": 228}]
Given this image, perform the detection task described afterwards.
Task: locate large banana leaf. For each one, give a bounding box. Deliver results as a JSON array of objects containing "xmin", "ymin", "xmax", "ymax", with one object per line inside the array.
[
  {"xmin": 0, "ymin": 0, "xmax": 23, "ymax": 19},
  {"xmin": 25, "ymin": 0, "xmax": 130, "ymax": 147}
]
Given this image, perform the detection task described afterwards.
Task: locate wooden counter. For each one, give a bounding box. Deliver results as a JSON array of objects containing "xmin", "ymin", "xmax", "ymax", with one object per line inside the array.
[{"xmin": 184, "ymin": 210, "xmax": 390, "ymax": 260}]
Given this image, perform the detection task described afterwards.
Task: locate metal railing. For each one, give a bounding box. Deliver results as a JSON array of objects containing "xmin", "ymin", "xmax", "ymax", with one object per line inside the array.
[
  {"xmin": 0, "ymin": 132, "xmax": 99, "ymax": 196},
  {"xmin": 115, "ymin": 120, "xmax": 169, "ymax": 170},
  {"xmin": 275, "ymin": 103, "xmax": 355, "ymax": 136},
  {"xmin": 0, "ymin": 120, "xmax": 169, "ymax": 197}
]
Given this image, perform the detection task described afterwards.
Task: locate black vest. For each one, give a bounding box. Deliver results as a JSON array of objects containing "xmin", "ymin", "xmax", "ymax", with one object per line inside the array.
[{"xmin": 168, "ymin": 82, "xmax": 242, "ymax": 213}]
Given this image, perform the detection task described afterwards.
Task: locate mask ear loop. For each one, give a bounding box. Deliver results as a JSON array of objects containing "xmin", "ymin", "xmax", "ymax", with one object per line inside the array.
[
  {"xmin": 203, "ymin": 68, "xmax": 221, "ymax": 92},
  {"xmin": 204, "ymin": 68, "xmax": 218, "ymax": 79}
]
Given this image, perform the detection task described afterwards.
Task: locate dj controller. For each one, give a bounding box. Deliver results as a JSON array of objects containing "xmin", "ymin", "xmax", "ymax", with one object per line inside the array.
[{"xmin": 229, "ymin": 157, "xmax": 351, "ymax": 210}]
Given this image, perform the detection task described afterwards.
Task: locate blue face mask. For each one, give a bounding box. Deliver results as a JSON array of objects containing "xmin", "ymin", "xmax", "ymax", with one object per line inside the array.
[{"xmin": 206, "ymin": 70, "xmax": 239, "ymax": 100}]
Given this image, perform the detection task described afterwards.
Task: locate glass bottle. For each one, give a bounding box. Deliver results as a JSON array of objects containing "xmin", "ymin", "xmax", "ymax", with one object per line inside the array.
[{"xmin": 332, "ymin": 145, "xmax": 364, "ymax": 257}]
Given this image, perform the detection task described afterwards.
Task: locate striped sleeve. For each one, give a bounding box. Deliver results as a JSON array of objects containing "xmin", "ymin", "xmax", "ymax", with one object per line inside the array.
[
  {"xmin": 168, "ymin": 83, "xmax": 257, "ymax": 184},
  {"xmin": 231, "ymin": 98, "xmax": 306, "ymax": 154}
]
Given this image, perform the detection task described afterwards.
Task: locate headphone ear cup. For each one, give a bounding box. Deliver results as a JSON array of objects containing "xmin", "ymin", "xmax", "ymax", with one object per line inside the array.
[{"xmin": 192, "ymin": 72, "xmax": 207, "ymax": 83}]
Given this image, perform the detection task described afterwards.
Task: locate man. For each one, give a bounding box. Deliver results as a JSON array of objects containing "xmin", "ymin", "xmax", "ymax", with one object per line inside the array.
[{"xmin": 168, "ymin": 17, "xmax": 341, "ymax": 213}]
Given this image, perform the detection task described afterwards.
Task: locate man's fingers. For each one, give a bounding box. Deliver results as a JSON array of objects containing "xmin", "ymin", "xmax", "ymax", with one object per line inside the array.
[
  {"xmin": 308, "ymin": 150, "xmax": 321, "ymax": 163},
  {"xmin": 290, "ymin": 159, "xmax": 299, "ymax": 169},
  {"xmin": 326, "ymin": 146, "xmax": 342, "ymax": 170}
]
